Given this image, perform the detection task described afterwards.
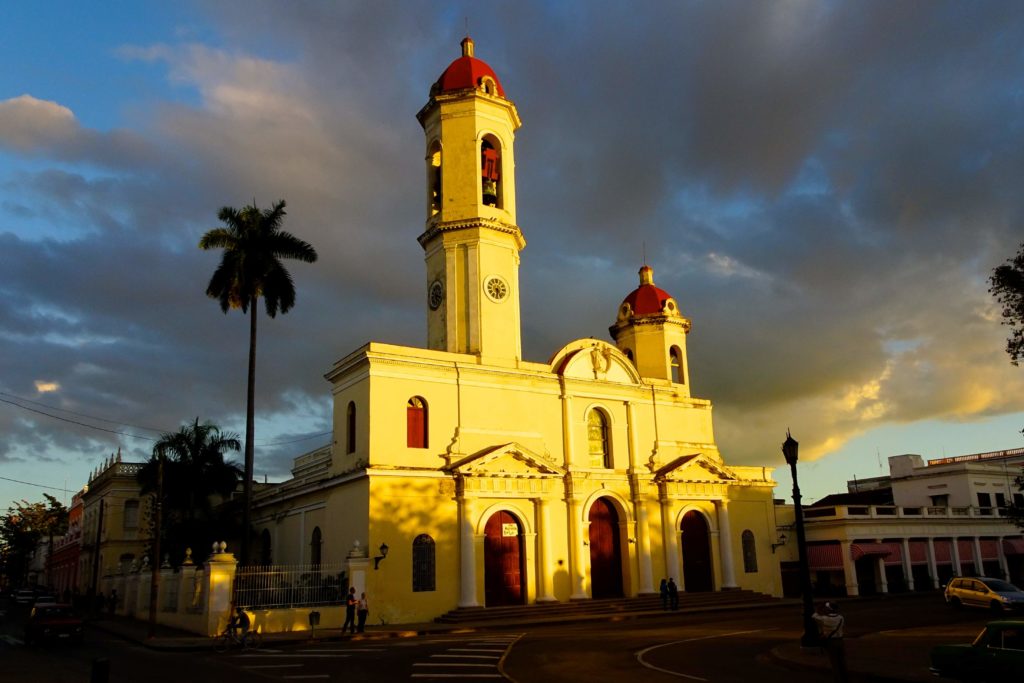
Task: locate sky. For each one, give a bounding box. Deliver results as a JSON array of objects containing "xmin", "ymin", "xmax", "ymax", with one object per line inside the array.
[{"xmin": 2, "ymin": 1, "xmax": 1024, "ymax": 512}]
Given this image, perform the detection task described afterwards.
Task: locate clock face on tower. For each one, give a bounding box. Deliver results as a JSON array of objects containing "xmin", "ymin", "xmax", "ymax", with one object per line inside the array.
[
  {"xmin": 484, "ymin": 275, "xmax": 509, "ymax": 303},
  {"xmin": 428, "ymin": 280, "xmax": 444, "ymax": 310}
]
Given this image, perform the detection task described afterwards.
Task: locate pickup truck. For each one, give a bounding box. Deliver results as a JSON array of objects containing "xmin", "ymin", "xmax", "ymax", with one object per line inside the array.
[{"xmin": 929, "ymin": 621, "xmax": 1024, "ymax": 681}]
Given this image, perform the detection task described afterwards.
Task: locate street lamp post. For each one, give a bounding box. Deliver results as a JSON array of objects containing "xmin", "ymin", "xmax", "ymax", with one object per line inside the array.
[{"xmin": 782, "ymin": 430, "xmax": 818, "ymax": 647}]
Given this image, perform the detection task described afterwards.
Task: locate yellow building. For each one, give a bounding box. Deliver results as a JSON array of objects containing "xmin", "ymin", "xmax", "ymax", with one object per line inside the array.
[{"xmin": 253, "ymin": 38, "xmax": 780, "ymax": 624}]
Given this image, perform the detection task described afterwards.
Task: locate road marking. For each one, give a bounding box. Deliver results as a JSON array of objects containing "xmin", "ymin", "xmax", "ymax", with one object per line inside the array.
[
  {"xmin": 296, "ymin": 647, "xmax": 386, "ymax": 652},
  {"xmin": 431, "ymin": 654, "xmax": 499, "ymax": 659},
  {"xmin": 449, "ymin": 648, "xmax": 506, "ymax": 653},
  {"xmin": 415, "ymin": 663, "xmax": 498, "ymax": 668},
  {"xmin": 1, "ymin": 635, "xmax": 24, "ymax": 646},
  {"xmin": 243, "ymin": 664, "xmax": 304, "ymax": 669},
  {"xmin": 236, "ymin": 653, "xmax": 351, "ymax": 658},
  {"xmin": 411, "ymin": 676, "xmax": 503, "ymax": 679},
  {"xmin": 635, "ymin": 629, "xmax": 772, "ymax": 681},
  {"xmin": 283, "ymin": 676, "xmax": 329, "ymax": 680}
]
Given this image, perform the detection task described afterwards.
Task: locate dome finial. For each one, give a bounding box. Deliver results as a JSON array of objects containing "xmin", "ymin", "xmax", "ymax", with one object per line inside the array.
[
  {"xmin": 461, "ymin": 36, "xmax": 475, "ymax": 58},
  {"xmin": 639, "ymin": 264, "xmax": 654, "ymax": 286}
]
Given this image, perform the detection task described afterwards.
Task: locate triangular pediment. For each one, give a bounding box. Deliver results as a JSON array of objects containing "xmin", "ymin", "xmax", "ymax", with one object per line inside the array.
[
  {"xmin": 654, "ymin": 453, "xmax": 735, "ymax": 482},
  {"xmin": 445, "ymin": 442, "xmax": 565, "ymax": 477}
]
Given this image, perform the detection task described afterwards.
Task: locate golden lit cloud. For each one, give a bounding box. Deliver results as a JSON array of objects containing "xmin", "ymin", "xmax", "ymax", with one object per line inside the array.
[{"xmin": 34, "ymin": 380, "xmax": 60, "ymax": 393}]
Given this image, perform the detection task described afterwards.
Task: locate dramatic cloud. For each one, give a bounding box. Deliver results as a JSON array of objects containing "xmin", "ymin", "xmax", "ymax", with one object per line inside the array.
[{"xmin": 2, "ymin": 1, "xmax": 1024, "ymax": 505}]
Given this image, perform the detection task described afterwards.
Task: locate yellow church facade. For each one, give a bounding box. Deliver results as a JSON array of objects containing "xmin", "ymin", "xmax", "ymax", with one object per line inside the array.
[{"xmin": 252, "ymin": 38, "xmax": 781, "ymax": 624}]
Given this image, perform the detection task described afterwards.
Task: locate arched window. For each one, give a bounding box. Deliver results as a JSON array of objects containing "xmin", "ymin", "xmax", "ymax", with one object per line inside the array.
[
  {"xmin": 310, "ymin": 526, "xmax": 322, "ymax": 566},
  {"xmin": 428, "ymin": 141, "xmax": 442, "ymax": 217},
  {"xmin": 480, "ymin": 135, "xmax": 502, "ymax": 208},
  {"xmin": 670, "ymin": 346, "xmax": 683, "ymax": 384},
  {"xmin": 412, "ymin": 534, "xmax": 436, "ymax": 592},
  {"xmin": 407, "ymin": 397, "xmax": 428, "ymax": 448},
  {"xmin": 742, "ymin": 530, "xmax": 758, "ymax": 573},
  {"xmin": 587, "ymin": 409, "xmax": 611, "ymax": 468},
  {"xmin": 346, "ymin": 401, "xmax": 356, "ymax": 454},
  {"xmin": 260, "ymin": 529, "xmax": 273, "ymax": 566}
]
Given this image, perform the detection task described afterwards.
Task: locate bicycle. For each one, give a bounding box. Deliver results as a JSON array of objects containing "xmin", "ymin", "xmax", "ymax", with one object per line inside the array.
[{"xmin": 213, "ymin": 626, "xmax": 262, "ymax": 653}]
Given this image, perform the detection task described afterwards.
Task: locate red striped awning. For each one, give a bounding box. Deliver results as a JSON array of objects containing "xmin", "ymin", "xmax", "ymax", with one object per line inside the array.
[
  {"xmin": 807, "ymin": 544, "xmax": 844, "ymax": 570},
  {"xmin": 1004, "ymin": 538, "xmax": 1024, "ymax": 556},
  {"xmin": 909, "ymin": 541, "xmax": 928, "ymax": 565},
  {"xmin": 980, "ymin": 540, "xmax": 999, "ymax": 560},
  {"xmin": 958, "ymin": 539, "xmax": 975, "ymax": 560},
  {"xmin": 851, "ymin": 543, "xmax": 893, "ymax": 561},
  {"xmin": 934, "ymin": 539, "xmax": 952, "ymax": 563},
  {"xmin": 881, "ymin": 542, "xmax": 905, "ymax": 566}
]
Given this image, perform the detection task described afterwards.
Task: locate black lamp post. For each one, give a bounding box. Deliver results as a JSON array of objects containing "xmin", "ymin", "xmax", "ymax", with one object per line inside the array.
[{"xmin": 782, "ymin": 430, "xmax": 818, "ymax": 647}]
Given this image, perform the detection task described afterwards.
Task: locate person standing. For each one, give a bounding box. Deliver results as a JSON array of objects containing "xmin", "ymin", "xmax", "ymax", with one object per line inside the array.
[
  {"xmin": 659, "ymin": 579, "xmax": 669, "ymax": 610},
  {"xmin": 812, "ymin": 601, "xmax": 848, "ymax": 683},
  {"xmin": 342, "ymin": 587, "xmax": 357, "ymax": 635},
  {"xmin": 356, "ymin": 592, "xmax": 369, "ymax": 633},
  {"xmin": 667, "ymin": 578, "xmax": 679, "ymax": 610}
]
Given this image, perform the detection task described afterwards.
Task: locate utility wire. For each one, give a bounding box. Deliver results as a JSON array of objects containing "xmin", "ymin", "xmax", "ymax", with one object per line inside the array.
[
  {"xmin": 0, "ymin": 475, "xmax": 72, "ymax": 493},
  {"xmin": 0, "ymin": 391, "xmax": 165, "ymax": 433},
  {"xmin": 0, "ymin": 393, "xmax": 331, "ymax": 446}
]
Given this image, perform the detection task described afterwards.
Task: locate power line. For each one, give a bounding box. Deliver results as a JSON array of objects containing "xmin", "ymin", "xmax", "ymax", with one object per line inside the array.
[
  {"xmin": 0, "ymin": 475, "xmax": 71, "ymax": 494},
  {"xmin": 0, "ymin": 391, "xmax": 165, "ymax": 433},
  {"xmin": 0, "ymin": 394, "xmax": 331, "ymax": 447}
]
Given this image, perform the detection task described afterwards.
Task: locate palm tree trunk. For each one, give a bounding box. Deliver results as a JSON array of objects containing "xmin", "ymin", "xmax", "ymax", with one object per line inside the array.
[{"xmin": 241, "ymin": 296, "xmax": 257, "ymax": 567}]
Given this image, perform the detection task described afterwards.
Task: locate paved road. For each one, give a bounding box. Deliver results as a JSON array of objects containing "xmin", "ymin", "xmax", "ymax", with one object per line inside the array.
[{"xmin": 0, "ymin": 594, "xmax": 997, "ymax": 683}]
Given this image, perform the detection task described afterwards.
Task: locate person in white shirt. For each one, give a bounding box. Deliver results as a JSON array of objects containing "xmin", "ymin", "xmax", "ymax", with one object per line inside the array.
[
  {"xmin": 812, "ymin": 601, "xmax": 848, "ymax": 683},
  {"xmin": 356, "ymin": 592, "xmax": 369, "ymax": 633}
]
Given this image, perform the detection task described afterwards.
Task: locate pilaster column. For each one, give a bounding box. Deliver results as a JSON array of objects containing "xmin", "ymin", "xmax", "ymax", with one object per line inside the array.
[
  {"xmin": 566, "ymin": 496, "xmax": 588, "ymax": 599},
  {"xmin": 659, "ymin": 487, "xmax": 680, "ymax": 586},
  {"xmin": 926, "ymin": 538, "xmax": 939, "ymax": 589},
  {"xmin": 950, "ymin": 537, "xmax": 962, "ymax": 576},
  {"xmin": 716, "ymin": 499, "xmax": 738, "ymax": 589},
  {"xmin": 972, "ymin": 537, "xmax": 984, "ymax": 575},
  {"xmin": 875, "ymin": 539, "xmax": 888, "ymax": 594},
  {"xmin": 901, "ymin": 538, "xmax": 914, "ymax": 591},
  {"xmin": 634, "ymin": 495, "xmax": 655, "ymax": 594},
  {"xmin": 458, "ymin": 495, "xmax": 479, "ymax": 607},
  {"xmin": 997, "ymin": 537, "xmax": 1011, "ymax": 581},
  {"xmin": 533, "ymin": 498, "xmax": 555, "ymax": 602},
  {"xmin": 840, "ymin": 540, "xmax": 859, "ymax": 596}
]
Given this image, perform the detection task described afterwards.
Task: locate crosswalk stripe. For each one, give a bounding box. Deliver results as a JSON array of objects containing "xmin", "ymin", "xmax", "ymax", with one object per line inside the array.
[
  {"xmin": 415, "ymin": 663, "xmax": 497, "ymax": 667},
  {"xmin": 243, "ymin": 664, "xmax": 304, "ymax": 669},
  {"xmin": 431, "ymin": 654, "xmax": 499, "ymax": 660},
  {"xmin": 411, "ymin": 675, "xmax": 503, "ymax": 679}
]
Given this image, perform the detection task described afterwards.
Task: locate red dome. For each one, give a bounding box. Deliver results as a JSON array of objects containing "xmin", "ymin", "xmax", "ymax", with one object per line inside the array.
[
  {"xmin": 434, "ymin": 37, "xmax": 505, "ymax": 98},
  {"xmin": 621, "ymin": 266, "xmax": 674, "ymax": 316}
]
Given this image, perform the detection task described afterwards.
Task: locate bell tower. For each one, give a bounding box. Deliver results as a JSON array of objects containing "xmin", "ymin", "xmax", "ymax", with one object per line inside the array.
[{"xmin": 417, "ymin": 37, "xmax": 525, "ymax": 361}]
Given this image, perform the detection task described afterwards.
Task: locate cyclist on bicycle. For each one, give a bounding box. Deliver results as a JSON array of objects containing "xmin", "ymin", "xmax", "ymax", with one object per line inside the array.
[{"xmin": 228, "ymin": 606, "xmax": 250, "ymax": 642}]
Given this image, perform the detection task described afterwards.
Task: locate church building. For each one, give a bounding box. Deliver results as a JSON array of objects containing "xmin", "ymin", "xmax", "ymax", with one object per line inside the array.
[{"xmin": 252, "ymin": 38, "xmax": 781, "ymax": 624}]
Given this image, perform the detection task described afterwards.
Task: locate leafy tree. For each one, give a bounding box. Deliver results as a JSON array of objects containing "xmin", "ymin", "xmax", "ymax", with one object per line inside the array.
[
  {"xmin": 137, "ymin": 418, "xmax": 243, "ymax": 566},
  {"xmin": 0, "ymin": 494, "xmax": 67, "ymax": 587},
  {"xmin": 199, "ymin": 200, "xmax": 317, "ymax": 564},
  {"xmin": 990, "ymin": 243, "xmax": 1024, "ymax": 529}
]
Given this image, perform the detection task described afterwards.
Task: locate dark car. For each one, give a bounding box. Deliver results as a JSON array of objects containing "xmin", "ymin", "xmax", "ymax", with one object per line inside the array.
[
  {"xmin": 24, "ymin": 604, "xmax": 83, "ymax": 644},
  {"xmin": 929, "ymin": 621, "xmax": 1024, "ymax": 681}
]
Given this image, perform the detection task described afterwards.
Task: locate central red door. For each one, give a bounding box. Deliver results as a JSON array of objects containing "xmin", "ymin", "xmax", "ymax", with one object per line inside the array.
[
  {"xmin": 589, "ymin": 498, "xmax": 624, "ymax": 598},
  {"xmin": 484, "ymin": 511, "xmax": 524, "ymax": 606}
]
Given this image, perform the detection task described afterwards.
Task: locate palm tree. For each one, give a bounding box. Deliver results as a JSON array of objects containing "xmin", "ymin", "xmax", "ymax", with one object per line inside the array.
[
  {"xmin": 138, "ymin": 418, "xmax": 243, "ymax": 564},
  {"xmin": 199, "ymin": 200, "xmax": 318, "ymax": 565}
]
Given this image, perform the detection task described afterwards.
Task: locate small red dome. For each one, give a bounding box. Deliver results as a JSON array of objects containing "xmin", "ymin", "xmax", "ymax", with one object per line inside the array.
[
  {"xmin": 621, "ymin": 265, "xmax": 674, "ymax": 316},
  {"xmin": 434, "ymin": 37, "xmax": 505, "ymax": 98}
]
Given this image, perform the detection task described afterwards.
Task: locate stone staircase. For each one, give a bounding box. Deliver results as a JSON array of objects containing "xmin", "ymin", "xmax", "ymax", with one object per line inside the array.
[{"xmin": 435, "ymin": 589, "xmax": 779, "ymax": 624}]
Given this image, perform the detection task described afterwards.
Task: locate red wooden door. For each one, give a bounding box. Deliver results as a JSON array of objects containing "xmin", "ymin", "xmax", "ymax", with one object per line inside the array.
[
  {"xmin": 681, "ymin": 511, "xmax": 713, "ymax": 592},
  {"xmin": 589, "ymin": 498, "xmax": 624, "ymax": 598},
  {"xmin": 484, "ymin": 511, "xmax": 524, "ymax": 606}
]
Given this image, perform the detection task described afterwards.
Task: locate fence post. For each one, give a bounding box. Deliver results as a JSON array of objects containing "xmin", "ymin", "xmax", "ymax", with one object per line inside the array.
[{"xmin": 203, "ymin": 542, "xmax": 238, "ymax": 637}]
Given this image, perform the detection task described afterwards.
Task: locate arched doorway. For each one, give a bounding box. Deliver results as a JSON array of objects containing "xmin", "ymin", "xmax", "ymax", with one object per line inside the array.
[
  {"xmin": 681, "ymin": 511, "xmax": 714, "ymax": 592},
  {"xmin": 589, "ymin": 497, "xmax": 624, "ymax": 598},
  {"xmin": 484, "ymin": 510, "xmax": 525, "ymax": 606}
]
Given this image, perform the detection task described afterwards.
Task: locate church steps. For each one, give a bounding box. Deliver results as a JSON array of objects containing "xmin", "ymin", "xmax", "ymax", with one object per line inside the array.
[{"xmin": 434, "ymin": 590, "xmax": 778, "ymax": 623}]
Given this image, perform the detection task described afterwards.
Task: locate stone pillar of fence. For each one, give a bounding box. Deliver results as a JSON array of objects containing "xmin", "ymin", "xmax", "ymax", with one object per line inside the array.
[
  {"xmin": 346, "ymin": 541, "xmax": 370, "ymax": 598},
  {"xmin": 204, "ymin": 542, "xmax": 238, "ymax": 637},
  {"xmin": 125, "ymin": 570, "xmax": 139, "ymax": 616},
  {"xmin": 160, "ymin": 563, "xmax": 175, "ymax": 612}
]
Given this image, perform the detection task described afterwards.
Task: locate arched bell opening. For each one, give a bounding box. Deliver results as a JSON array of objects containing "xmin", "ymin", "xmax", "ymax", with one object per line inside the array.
[
  {"xmin": 427, "ymin": 141, "xmax": 442, "ymax": 217},
  {"xmin": 480, "ymin": 134, "xmax": 502, "ymax": 208}
]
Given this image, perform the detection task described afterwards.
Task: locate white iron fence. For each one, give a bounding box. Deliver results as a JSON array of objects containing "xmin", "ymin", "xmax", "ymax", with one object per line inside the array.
[{"xmin": 234, "ymin": 564, "xmax": 346, "ymax": 609}]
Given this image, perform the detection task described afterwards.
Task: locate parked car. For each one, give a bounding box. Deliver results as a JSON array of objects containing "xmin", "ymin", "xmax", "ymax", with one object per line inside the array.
[
  {"xmin": 945, "ymin": 577, "xmax": 1024, "ymax": 613},
  {"xmin": 24, "ymin": 604, "xmax": 84, "ymax": 644},
  {"xmin": 13, "ymin": 589, "xmax": 36, "ymax": 605},
  {"xmin": 930, "ymin": 621, "xmax": 1024, "ymax": 681}
]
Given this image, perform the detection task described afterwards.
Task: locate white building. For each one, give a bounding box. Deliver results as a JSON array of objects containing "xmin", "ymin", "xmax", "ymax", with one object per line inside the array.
[{"xmin": 775, "ymin": 448, "xmax": 1024, "ymax": 597}]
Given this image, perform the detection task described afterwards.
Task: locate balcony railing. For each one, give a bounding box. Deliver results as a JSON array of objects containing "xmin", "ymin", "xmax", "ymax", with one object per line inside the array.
[{"xmin": 799, "ymin": 504, "xmax": 1011, "ymax": 521}]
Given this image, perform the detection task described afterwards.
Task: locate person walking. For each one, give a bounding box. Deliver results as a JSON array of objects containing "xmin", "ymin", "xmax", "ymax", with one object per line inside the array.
[
  {"xmin": 356, "ymin": 592, "xmax": 369, "ymax": 633},
  {"xmin": 812, "ymin": 601, "xmax": 849, "ymax": 683},
  {"xmin": 659, "ymin": 579, "xmax": 669, "ymax": 610},
  {"xmin": 667, "ymin": 578, "xmax": 679, "ymax": 610},
  {"xmin": 342, "ymin": 587, "xmax": 357, "ymax": 635}
]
